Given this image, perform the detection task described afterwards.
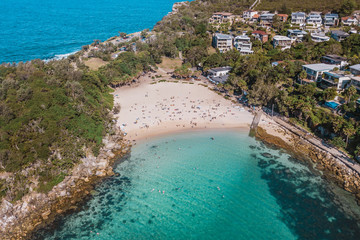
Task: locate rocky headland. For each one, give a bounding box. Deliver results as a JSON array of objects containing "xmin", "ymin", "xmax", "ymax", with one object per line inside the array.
[{"xmin": 0, "ymin": 129, "xmax": 131, "ymax": 240}]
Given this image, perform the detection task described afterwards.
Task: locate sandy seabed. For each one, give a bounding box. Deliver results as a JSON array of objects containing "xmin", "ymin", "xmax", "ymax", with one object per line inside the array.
[{"xmin": 112, "ymin": 72, "xmax": 254, "ymax": 142}]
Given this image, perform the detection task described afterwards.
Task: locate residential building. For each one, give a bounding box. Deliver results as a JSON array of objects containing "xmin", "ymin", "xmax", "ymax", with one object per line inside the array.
[
  {"xmin": 350, "ymin": 76, "xmax": 360, "ymax": 91},
  {"xmin": 311, "ymin": 32, "xmax": 330, "ymax": 42},
  {"xmin": 212, "ymin": 33, "xmax": 233, "ymax": 53},
  {"xmin": 350, "ymin": 64, "xmax": 360, "ymax": 75},
  {"xmin": 302, "ymin": 63, "xmax": 338, "ymax": 81},
  {"xmin": 350, "ymin": 65, "xmax": 360, "ymax": 91},
  {"xmin": 209, "ymin": 12, "xmax": 234, "ymax": 24},
  {"xmin": 234, "ymin": 35, "xmax": 253, "ymax": 55},
  {"xmin": 243, "ymin": 10, "xmax": 258, "ymax": 19},
  {"xmin": 252, "ymin": 30, "xmax": 268, "ymax": 43},
  {"xmin": 207, "ymin": 66, "xmax": 232, "ymax": 84},
  {"xmin": 321, "ymin": 55, "xmax": 348, "ymax": 69},
  {"xmin": 277, "ymin": 14, "xmax": 288, "ymax": 22},
  {"xmin": 331, "ymin": 30, "xmax": 349, "ymax": 42},
  {"xmin": 324, "ymin": 13, "xmax": 339, "ymax": 26},
  {"xmin": 273, "ymin": 35, "xmax": 292, "ymax": 50},
  {"xmin": 259, "ymin": 13, "xmax": 275, "ymax": 26},
  {"xmin": 306, "ymin": 12, "xmax": 322, "ymax": 27},
  {"xmin": 291, "ymin": 12, "xmax": 306, "ymax": 25},
  {"xmin": 320, "ymin": 71, "xmax": 351, "ymax": 90},
  {"xmin": 251, "ymin": 14, "xmax": 260, "ymax": 23},
  {"xmin": 287, "ymin": 29, "xmax": 307, "ymax": 42},
  {"xmin": 341, "ymin": 16, "xmax": 359, "ymax": 26}
]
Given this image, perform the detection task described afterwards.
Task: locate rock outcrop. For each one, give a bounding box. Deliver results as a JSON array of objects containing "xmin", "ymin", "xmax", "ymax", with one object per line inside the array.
[{"xmin": 0, "ymin": 131, "xmax": 131, "ymax": 239}]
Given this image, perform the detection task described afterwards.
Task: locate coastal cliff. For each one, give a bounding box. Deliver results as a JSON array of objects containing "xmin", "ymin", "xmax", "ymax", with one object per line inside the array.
[
  {"xmin": 0, "ymin": 129, "xmax": 131, "ymax": 240},
  {"xmin": 255, "ymin": 125, "xmax": 360, "ymax": 204}
]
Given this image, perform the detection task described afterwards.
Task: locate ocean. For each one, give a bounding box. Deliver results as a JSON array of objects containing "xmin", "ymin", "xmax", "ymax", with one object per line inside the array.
[
  {"xmin": 34, "ymin": 130, "xmax": 360, "ymax": 239},
  {"xmin": 0, "ymin": 0, "xmax": 179, "ymax": 63}
]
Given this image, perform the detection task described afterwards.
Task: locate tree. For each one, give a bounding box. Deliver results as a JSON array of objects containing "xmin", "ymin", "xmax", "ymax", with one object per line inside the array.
[
  {"xmin": 298, "ymin": 70, "xmax": 307, "ymax": 84},
  {"xmin": 344, "ymin": 85, "xmax": 357, "ymax": 103},
  {"xmin": 332, "ymin": 115, "xmax": 345, "ymax": 134},
  {"xmin": 343, "ymin": 122, "xmax": 356, "ymax": 147},
  {"xmin": 340, "ymin": 0, "xmax": 357, "ymax": 17}
]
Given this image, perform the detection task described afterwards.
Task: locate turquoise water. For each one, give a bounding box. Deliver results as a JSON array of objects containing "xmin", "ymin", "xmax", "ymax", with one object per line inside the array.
[
  {"xmin": 35, "ymin": 130, "xmax": 360, "ymax": 239},
  {"xmin": 0, "ymin": 0, "xmax": 178, "ymax": 63}
]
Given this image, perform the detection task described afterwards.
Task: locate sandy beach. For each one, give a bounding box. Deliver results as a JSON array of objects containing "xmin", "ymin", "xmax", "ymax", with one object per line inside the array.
[{"xmin": 112, "ymin": 71, "xmax": 254, "ymax": 141}]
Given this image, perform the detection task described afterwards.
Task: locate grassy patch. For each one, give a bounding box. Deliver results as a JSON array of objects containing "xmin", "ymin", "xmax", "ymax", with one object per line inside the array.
[{"xmin": 38, "ymin": 173, "xmax": 66, "ymax": 193}]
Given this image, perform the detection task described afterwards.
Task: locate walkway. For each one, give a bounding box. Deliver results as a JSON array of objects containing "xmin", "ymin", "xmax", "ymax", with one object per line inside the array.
[{"xmin": 262, "ymin": 111, "xmax": 360, "ymax": 175}]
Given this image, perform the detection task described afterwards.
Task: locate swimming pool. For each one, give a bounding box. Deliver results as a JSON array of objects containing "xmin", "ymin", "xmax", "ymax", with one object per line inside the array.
[{"xmin": 325, "ymin": 101, "xmax": 340, "ymax": 109}]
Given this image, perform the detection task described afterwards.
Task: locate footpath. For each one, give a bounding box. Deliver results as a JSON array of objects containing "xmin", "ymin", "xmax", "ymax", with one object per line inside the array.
[{"xmin": 259, "ymin": 108, "xmax": 360, "ymax": 175}]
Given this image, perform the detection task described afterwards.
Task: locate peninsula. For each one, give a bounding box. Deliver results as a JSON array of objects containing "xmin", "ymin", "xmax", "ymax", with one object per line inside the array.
[{"xmin": 2, "ymin": 0, "xmax": 360, "ymax": 238}]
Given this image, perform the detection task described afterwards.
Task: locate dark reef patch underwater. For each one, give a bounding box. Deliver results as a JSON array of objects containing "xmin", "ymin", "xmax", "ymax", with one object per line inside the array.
[{"xmin": 33, "ymin": 131, "xmax": 360, "ymax": 240}]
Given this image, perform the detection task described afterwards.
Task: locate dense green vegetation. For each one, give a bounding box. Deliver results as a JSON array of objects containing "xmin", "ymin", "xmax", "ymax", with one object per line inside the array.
[
  {"xmin": 258, "ymin": 0, "xmax": 360, "ymax": 14},
  {"xmin": 0, "ymin": 48, "xmax": 156, "ymax": 201}
]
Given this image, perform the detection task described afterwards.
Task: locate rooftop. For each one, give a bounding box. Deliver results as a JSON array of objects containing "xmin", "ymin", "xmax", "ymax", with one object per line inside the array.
[
  {"xmin": 210, "ymin": 75, "xmax": 229, "ymax": 84},
  {"xmin": 273, "ymin": 35, "xmax": 291, "ymax": 41},
  {"xmin": 208, "ymin": 66, "xmax": 232, "ymax": 73},
  {"xmin": 288, "ymin": 29, "xmax": 307, "ymax": 34},
  {"xmin": 252, "ymin": 30, "xmax": 267, "ymax": 35},
  {"xmin": 322, "ymin": 55, "xmax": 347, "ymax": 61},
  {"xmin": 350, "ymin": 64, "xmax": 360, "ymax": 72},
  {"xmin": 292, "ymin": 12, "xmax": 306, "ymax": 17},
  {"xmin": 214, "ymin": 33, "xmax": 233, "ymax": 40},
  {"xmin": 303, "ymin": 63, "xmax": 337, "ymax": 71},
  {"xmin": 325, "ymin": 13, "xmax": 339, "ymax": 18},
  {"xmin": 234, "ymin": 35, "xmax": 250, "ymax": 40},
  {"xmin": 213, "ymin": 12, "xmax": 233, "ymax": 16},
  {"xmin": 332, "ymin": 30, "xmax": 350, "ymax": 37}
]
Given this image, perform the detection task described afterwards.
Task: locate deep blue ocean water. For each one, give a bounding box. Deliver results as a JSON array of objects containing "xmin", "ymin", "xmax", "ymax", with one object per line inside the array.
[
  {"xmin": 0, "ymin": 0, "xmax": 179, "ymax": 63},
  {"xmin": 34, "ymin": 130, "xmax": 360, "ymax": 240}
]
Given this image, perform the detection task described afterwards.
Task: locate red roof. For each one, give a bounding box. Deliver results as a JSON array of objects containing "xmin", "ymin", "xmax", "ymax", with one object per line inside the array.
[
  {"xmin": 253, "ymin": 14, "xmax": 260, "ymax": 18},
  {"xmin": 252, "ymin": 30, "xmax": 268, "ymax": 35},
  {"xmin": 341, "ymin": 16, "xmax": 355, "ymax": 21},
  {"xmin": 277, "ymin": 14, "xmax": 288, "ymax": 17}
]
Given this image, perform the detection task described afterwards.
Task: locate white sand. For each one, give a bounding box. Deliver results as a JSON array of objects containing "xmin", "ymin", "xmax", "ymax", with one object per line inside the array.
[{"xmin": 112, "ymin": 74, "xmax": 254, "ymax": 141}]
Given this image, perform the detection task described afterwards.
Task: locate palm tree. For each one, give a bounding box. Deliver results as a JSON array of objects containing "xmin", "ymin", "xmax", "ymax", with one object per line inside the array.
[
  {"xmin": 344, "ymin": 86, "xmax": 357, "ymax": 103},
  {"xmin": 343, "ymin": 122, "xmax": 356, "ymax": 147}
]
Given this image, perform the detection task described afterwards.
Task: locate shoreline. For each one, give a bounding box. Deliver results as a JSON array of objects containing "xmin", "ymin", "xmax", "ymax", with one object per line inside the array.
[
  {"xmin": 133, "ymin": 126, "xmax": 251, "ymax": 144},
  {"xmin": 0, "ymin": 130, "xmax": 131, "ymax": 240},
  {"xmin": 255, "ymin": 114, "xmax": 360, "ymax": 206}
]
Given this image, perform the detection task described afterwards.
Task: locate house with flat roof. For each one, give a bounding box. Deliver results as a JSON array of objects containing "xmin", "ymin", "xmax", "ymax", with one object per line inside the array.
[
  {"xmin": 234, "ymin": 35, "xmax": 253, "ymax": 55},
  {"xmin": 207, "ymin": 66, "xmax": 232, "ymax": 84},
  {"xmin": 324, "ymin": 13, "xmax": 339, "ymax": 26},
  {"xmin": 350, "ymin": 76, "xmax": 360, "ymax": 91},
  {"xmin": 212, "ymin": 33, "xmax": 233, "ymax": 53},
  {"xmin": 273, "ymin": 35, "xmax": 292, "ymax": 50},
  {"xmin": 302, "ymin": 63, "xmax": 338, "ymax": 81},
  {"xmin": 341, "ymin": 16, "xmax": 359, "ymax": 26},
  {"xmin": 252, "ymin": 30, "xmax": 268, "ymax": 43},
  {"xmin": 259, "ymin": 13, "xmax": 275, "ymax": 27},
  {"xmin": 307, "ymin": 12, "xmax": 322, "ymax": 27},
  {"xmin": 311, "ymin": 32, "xmax": 330, "ymax": 42},
  {"xmin": 291, "ymin": 12, "xmax": 306, "ymax": 25},
  {"xmin": 331, "ymin": 30, "xmax": 349, "ymax": 42},
  {"xmin": 277, "ymin": 14, "xmax": 288, "ymax": 22},
  {"xmin": 243, "ymin": 10, "xmax": 258, "ymax": 19},
  {"xmin": 350, "ymin": 64, "xmax": 360, "ymax": 75},
  {"xmin": 209, "ymin": 12, "xmax": 234, "ymax": 24},
  {"xmin": 287, "ymin": 29, "xmax": 307, "ymax": 43},
  {"xmin": 321, "ymin": 55, "xmax": 348, "ymax": 69},
  {"xmin": 320, "ymin": 71, "xmax": 352, "ymax": 90}
]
